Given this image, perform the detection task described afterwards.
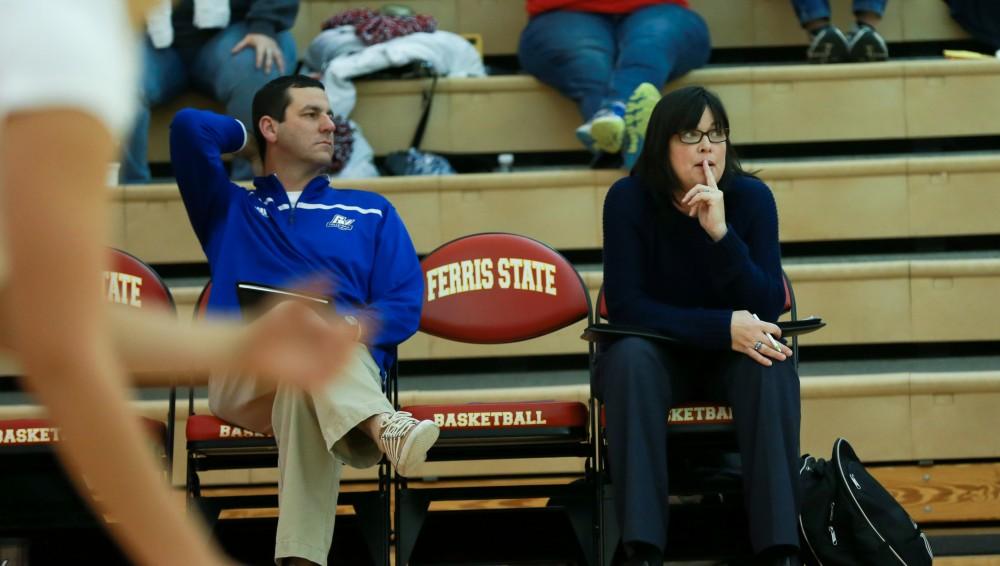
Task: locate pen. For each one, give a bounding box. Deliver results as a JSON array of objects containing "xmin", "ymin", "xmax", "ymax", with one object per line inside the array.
[{"xmin": 752, "ymin": 313, "xmax": 783, "ymax": 352}]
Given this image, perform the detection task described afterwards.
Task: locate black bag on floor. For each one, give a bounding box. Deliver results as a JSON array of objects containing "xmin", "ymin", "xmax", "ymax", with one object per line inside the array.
[{"xmin": 798, "ymin": 438, "xmax": 934, "ymax": 566}]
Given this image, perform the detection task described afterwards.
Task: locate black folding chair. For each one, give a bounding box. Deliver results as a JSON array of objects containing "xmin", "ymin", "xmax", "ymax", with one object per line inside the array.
[{"xmin": 585, "ymin": 271, "xmax": 822, "ymax": 563}]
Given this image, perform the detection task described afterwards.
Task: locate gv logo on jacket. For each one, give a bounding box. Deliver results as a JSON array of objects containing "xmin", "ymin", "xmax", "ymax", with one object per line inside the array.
[{"xmin": 327, "ymin": 214, "xmax": 356, "ymax": 230}]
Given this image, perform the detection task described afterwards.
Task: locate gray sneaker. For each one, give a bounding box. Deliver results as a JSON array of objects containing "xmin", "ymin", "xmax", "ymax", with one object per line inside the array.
[
  {"xmin": 378, "ymin": 411, "xmax": 439, "ymax": 477},
  {"xmin": 806, "ymin": 25, "xmax": 850, "ymax": 64}
]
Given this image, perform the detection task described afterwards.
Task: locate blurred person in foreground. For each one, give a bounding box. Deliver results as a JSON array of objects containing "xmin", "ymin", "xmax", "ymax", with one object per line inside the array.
[{"xmin": 0, "ymin": 1, "xmax": 357, "ymax": 564}]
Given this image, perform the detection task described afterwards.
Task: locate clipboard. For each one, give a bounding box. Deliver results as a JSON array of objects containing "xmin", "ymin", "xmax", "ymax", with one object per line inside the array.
[
  {"xmin": 236, "ymin": 282, "xmax": 333, "ymax": 320},
  {"xmin": 581, "ymin": 317, "xmax": 825, "ymax": 343},
  {"xmin": 777, "ymin": 317, "xmax": 826, "ymax": 336}
]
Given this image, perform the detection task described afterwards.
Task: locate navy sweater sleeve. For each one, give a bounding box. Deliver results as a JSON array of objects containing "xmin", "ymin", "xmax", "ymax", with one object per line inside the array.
[
  {"xmin": 361, "ymin": 204, "xmax": 424, "ymax": 353},
  {"xmin": 169, "ymin": 109, "xmax": 247, "ymax": 256},
  {"xmin": 603, "ymin": 180, "xmax": 734, "ymax": 349},
  {"xmin": 244, "ymin": 0, "xmax": 299, "ymax": 37},
  {"xmin": 702, "ymin": 180, "xmax": 787, "ymax": 322}
]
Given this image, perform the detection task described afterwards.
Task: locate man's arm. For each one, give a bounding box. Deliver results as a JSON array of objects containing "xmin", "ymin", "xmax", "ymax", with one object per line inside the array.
[
  {"xmin": 359, "ymin": 205, "xmax": 424, "ymax": 350},
  {"xmin": 169, "ymin": 108, "xmax": 247, "ymax": 252}
]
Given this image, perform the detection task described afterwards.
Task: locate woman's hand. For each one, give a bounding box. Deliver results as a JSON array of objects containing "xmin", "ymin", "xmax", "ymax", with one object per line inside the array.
[
  {"xmin": 232, "ymin": 33, "xmax": 286, "ymax": 75},
  {"xmin": 730, "ymin": 310, "xmax": 792, "ymax": 367},
  {"xmin": 681, "ymin": 160, "xmax": 727, "ymax": 241}
]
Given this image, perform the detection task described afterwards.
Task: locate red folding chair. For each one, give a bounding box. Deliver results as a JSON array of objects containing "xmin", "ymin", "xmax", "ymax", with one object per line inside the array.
[
  {"xmin": 395, "ymin": 232, "xmax": 599, "ymax": 565},
  {"xmin": 0, "ymin": 248, "xmax": 176, "ymax": 532}
]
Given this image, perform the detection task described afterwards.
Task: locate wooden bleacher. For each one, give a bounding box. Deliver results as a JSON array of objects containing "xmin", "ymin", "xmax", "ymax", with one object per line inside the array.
[
  {"xmin": 147, "ymin": 59, "xmax": 1000, "ymax": 160},
  {"xmin": 288, "ymin": 0, "xmax": 969, "ymax": 57},
  {"xmin": 115, "ymin": 152, "xmax": 1000, "ymax": 260}
]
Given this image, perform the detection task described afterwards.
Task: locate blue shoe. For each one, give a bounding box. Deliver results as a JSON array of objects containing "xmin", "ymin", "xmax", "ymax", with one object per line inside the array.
[{"xmin": 623, "ymin": 83, "xmax": 660, "ymax": 170}]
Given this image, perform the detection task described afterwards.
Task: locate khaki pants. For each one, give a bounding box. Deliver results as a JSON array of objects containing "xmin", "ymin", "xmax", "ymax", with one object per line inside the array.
[{"xmin": 208, "ymin": 344, "xmax": 393, "ymax": 565}]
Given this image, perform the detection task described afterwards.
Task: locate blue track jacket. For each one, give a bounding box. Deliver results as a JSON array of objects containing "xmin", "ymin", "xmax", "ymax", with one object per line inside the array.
[{"xmin": 170, "ymin": 108, "xmax": 423, "ymax": 375}]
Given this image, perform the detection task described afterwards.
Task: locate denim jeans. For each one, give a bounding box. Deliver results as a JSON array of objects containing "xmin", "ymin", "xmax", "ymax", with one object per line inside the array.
[
  {"xmin": 518, "ymin": 4, "xmax": 711, "ymax": 121},
  {"xmin": 121, "ymin": 22, "xmax": 296, "ymax": 182},
  {"xmin": 790, "ymin": 0, "xmax": 888, "ymax": 26}
]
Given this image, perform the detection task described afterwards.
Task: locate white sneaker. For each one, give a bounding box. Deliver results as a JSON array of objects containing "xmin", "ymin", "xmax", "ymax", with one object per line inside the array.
[{"xmin": 378, "ymin": 411, "xmax": 439, "ymax": 476}]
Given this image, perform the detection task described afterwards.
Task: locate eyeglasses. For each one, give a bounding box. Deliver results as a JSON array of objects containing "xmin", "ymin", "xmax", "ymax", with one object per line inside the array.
[{"xmin": 677, "ymin": 128, "xmax": 729, "ymax": 144}]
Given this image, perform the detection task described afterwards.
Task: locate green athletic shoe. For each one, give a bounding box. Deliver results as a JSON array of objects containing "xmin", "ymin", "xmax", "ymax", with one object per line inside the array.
[
  {"xmin": 588, "ymin": 102, "xmax": 626, "ymax": 154},
  {"xmin": 623, "ymin": 83, "xmax": 661, "ymax": 170}
]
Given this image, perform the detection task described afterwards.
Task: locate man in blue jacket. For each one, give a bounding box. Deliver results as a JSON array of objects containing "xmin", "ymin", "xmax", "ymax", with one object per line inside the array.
[{"xmin": 170, "ymin": 75, "xmax": 437, "ymax": 565}]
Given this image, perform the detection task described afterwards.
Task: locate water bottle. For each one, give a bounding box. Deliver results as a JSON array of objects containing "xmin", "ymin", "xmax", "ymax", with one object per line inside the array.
[{"xmin": 496, "ymin": 153, "xmax": 514, "ymax": 173}]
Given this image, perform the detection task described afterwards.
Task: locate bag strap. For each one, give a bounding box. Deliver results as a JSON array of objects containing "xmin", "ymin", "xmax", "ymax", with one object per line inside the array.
[{"xmin": 410, "ymin": 68, "xmax": 438, "ymax": 150}]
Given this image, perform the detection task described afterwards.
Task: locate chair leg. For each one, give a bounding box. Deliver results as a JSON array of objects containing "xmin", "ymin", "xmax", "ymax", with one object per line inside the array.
[
  {"xmin": 564, "ymin": 487, "xmax": 598, "ymax": 566},
  {"xmin": 186, "ymin": 453, "xmax": 201, "ymax": 500},
  {"xmin": 395, "ymin": 486, "xmax": 430, "ymax": 566},
  {"xmin": 601, "ymin": 478, "xmax": 620, "ymax": 566},
  {"xmin": 353, "ymin": 487, "xmax": 389, "ymax": 566},
  {"xmin": 193, "ymin": 496, "xmax": 222, "ymax": 532}
]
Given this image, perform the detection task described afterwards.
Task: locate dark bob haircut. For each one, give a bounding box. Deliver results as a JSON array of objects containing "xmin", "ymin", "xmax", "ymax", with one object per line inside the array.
[
  {"xmin": 631, "ymin": 85, "xmax": 755, "ymax": 214},
  {"xmin": 251, "ymin": 75, "xmax": 326, "ymax": 161}
]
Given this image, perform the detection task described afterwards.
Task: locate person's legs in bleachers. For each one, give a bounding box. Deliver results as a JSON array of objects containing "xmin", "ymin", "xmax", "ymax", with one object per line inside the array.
[
  {"xmin": 614, "ymin": 3, "xmax": 711, "ymax": 168},
  {"xmin": 120, "ymin": 41, "xmax": 190, "ymax": 183},
  {"xmin": 190, "ymin": 22, "xmax": 297, "ymax": 180},
  {"xmin": 517, "ymin": 10, "xmax": 617, "ymax": 152}
]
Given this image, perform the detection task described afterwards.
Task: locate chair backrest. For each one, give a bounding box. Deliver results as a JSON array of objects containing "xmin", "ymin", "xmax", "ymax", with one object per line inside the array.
[
  {"xmin": 107, "ymin": 249, "xmax": 176, "ymax": 470},
  {"xmin": 420, "ymin": 233, "xmax": 591, "ymax": 344},
  {"xmin": 105, "ymin": 248, "xmax": 175, "ymax": 312}
]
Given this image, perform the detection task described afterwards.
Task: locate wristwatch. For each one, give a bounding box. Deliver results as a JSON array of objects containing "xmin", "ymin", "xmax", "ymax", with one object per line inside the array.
[{"xmin": 343, "ymin": 315, "xmax": 362, "ymax": 341}]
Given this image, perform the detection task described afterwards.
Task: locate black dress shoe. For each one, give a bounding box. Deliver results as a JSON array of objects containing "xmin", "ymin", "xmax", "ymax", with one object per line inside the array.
[
  {"xmin": 623, "ymin": 541, "xmax": 664, "ymax": 566},
  {"xmin": 762, "ymin": 553, "xmax": 801, "ymax": 566},
  {"xmin": 753, "ymin": 545, "xmax": 801, "ymax": 566}
]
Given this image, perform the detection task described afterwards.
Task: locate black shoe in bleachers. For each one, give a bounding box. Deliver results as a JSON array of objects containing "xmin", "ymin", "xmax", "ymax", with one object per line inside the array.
[
  {"xmin": 807, "ymin": 25, "xmax": 850, "ymax": 64},
  {"xmin": 848, "ymin": 24, "xmax": 890, "ymax": 62}
]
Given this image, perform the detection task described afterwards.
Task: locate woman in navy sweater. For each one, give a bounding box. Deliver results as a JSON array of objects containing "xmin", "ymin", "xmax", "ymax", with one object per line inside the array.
[{"xmin": 597, "ymin": 86, "xmax": 802, "ymax": 566}]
